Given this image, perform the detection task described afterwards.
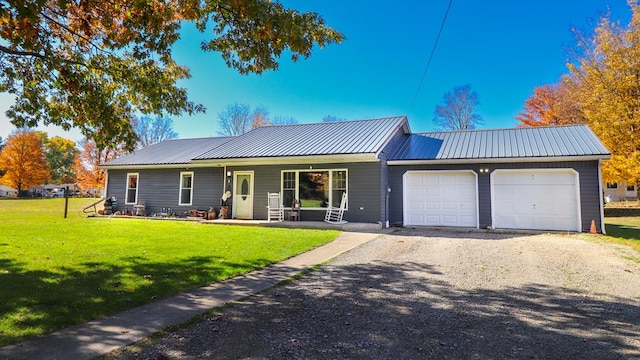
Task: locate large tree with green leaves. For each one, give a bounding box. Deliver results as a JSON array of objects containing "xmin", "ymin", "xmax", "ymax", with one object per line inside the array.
[
  {"xmin": 43, "ymin": 136, "xmax": 78, "ymax": 183},
  {"xmin": 0, "ymin": 0, "xmax": 343, "ymax": 150}
]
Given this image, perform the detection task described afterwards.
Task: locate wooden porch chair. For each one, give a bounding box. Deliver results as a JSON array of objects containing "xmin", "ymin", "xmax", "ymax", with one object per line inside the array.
[
  {"xmin": 324, "ymin": 192, "xmax": 348, "ymax": 224},
  {"xmin": 267, "ymin": 192, "xmax": 284, "ymax": 222},
  {"xmin": 289, "ymin": 198, "xmax": 301, "ymax": 221}
]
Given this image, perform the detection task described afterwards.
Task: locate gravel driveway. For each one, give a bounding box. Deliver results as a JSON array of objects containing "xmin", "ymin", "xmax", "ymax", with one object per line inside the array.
[{"xmin": 104, "ymin": 229, "xmax": 640, "ymax": 359}]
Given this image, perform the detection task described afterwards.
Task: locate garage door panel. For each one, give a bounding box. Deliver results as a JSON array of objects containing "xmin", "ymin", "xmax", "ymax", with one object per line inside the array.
[
  {"xmin": 459, "ymin": 215, "xmax": 477, "ymax": 225},
  {"xmin": 533, "ymin": 201, "xmax": 554, "ymax": 214},
  {"xmin": 442, "ymin": 215, "xmax": 458, "ymax": 224},
  {"xmin": 426, "ymin": 187, "xmax": 440, "ymax": 196},
  {"xmin": 409, "ymin": 214, "xmax": 425, "ymax": 224},
  {"xmin": 408, "ymin": 185, "xmax": 426, "ymax": 196},
  {"xmin": 441, "ymin": 187, "xmax": 457, "ymax": 197},
  {"xmin": 494, "ymin": 199, "xmax": 516, "ymax": 213},
  {"xmin": 442, "ymin": 201, "xmax": 457, "ymax": 210},
  {"xmin": 495, "ymin": 214, "xmax": 517, "ymax": 228},
  {"xmin": 440, "ymin": 174, "xmax": 458, "ymax": 182},
  {"xmin": 408, "ymin": 200, "xmax": 425, "ymax": 210},
  {"xmin": 553, "ymin": 201, "xmax": 576, "ymax": 213},
  {"xmin": 493, "ymin": 170, "xmax": 579, "ymax": 232},
  {"xmin": 458, "ymin": 187, "xmax": 476, "ymax": 197},
  {"xmin": 404, "ymin": 171, "xmax": 478, "ymax": 227}
]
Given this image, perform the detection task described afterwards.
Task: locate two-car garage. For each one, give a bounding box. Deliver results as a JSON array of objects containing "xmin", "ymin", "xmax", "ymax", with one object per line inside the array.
[
  {"xmin": 390, "ymin": 126, "xmax": 608, "ymax": 233},
  {"xmin": 402, "ymin": 169, "xmax": 581, "ymax": 232}
]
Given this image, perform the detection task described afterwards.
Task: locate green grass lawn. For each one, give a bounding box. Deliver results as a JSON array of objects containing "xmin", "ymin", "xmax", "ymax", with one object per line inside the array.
[
  {"xmin": 602, "ymin": 202, "xmax": 640, "ymax": 253},
  {"xmin": 0, "ymin": 198, "xmax": 339, "ymax": 346}
]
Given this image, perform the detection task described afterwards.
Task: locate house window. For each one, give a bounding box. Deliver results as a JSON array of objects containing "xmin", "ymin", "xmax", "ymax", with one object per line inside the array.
[
  {"xmin": 126, "ymin": 173, "xmax": 139, "ymax": 204},
  {"xmin": 179, "ymin": 172, "xmax": 194, "ymax": 205},
  {"xmin": 331, "ymin": 170, "xmax": 347, "ymax": 207},
  {"xmin": 281, "ymin": 169, "xmax": 348, "ymax": 209},
  {"xmin": 299, "ymin": 171, "xmax": 329, "ymax": 208},
  {"xmin": 627, "ymin": 184, "xmax": 637, "ymax": 192},
  {"xmin": 606, "ymin": 183, "xmax": 618, "ymax": 189},
  {"xmin": 282, "ymin": 171, "xmax": 296, "ymax": 208}
]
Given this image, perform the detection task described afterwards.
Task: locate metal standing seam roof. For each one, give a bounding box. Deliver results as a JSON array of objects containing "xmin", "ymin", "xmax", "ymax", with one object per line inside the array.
[
  {"xmin": 101, "ymin": 137, "xmax": 235, "ymax": 166},
  {"xmin": 193, "ymin": 116, "xmax": 409, "ymax": 160},
  {"xmin": 389, "ymin": 125, "xmax": 610, "ymax": 161}
]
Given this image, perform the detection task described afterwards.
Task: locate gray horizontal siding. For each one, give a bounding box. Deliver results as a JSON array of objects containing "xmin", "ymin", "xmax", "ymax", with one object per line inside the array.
[
  {"xmin": 106, "ymin": 167, "xmax": 225, "ymax": 215},
  {"xmin": 389, "ymin": 161, "xmax": 603, "ymax": 232},
  {"xmin": 228, "ymin": 162, "xmax": 382, "ymax": 223}
]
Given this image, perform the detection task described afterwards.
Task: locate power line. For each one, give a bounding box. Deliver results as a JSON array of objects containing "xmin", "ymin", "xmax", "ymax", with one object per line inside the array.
[{"xmin": 408, "ymin": 0, "xmax": 454, "ymax": 112}]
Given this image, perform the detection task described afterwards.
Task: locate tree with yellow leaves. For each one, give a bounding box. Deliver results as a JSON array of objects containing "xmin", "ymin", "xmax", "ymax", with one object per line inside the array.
[
  {"xmin": 565, "ymin": 1, "xmax": 640, "ymax": 184},
  {"xmin": 0, "ymin": 129, "xmax": 50, "ymax": 195}
]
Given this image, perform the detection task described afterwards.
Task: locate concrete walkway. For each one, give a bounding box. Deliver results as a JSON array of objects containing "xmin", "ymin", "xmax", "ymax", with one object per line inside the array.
[{"xmin": 0, "ymin": 232, "xmax": 380, "ymax": 360}]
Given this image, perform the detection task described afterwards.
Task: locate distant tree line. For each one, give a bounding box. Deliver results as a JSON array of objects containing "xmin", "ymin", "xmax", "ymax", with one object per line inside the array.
[
  {"xmin": 216, "ymin": 103, "xmax": 301, "ymax": 136},
  {"xmin": 0, "ymin": 116, "xmax": 179, "ymax": 197}
]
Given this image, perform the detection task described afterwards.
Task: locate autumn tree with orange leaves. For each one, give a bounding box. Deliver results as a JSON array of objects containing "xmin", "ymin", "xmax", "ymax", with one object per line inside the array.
[
  {"xmin": 516, "ymin": 83, "xmax": 585, "ymax": 127},
  {"xmin": 74, "ymin": 139, "xmax": 126, "ymax": 195},
  {"xmin": 0, "ymin": 129, "xmax": 50, "ymax": 195}
]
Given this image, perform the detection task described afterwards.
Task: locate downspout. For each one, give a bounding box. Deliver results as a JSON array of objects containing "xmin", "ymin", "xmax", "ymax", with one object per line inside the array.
[
  {"xmin": 223, "ymin": 165, "xmax": 227, "ymax": 194},
  {"xmin": 598, "ymin": 159, "xmax": 606, "ymax": 234},
  {"xmin": 103, "ymin": 170, "xmax": 109, "ymax": 199}
]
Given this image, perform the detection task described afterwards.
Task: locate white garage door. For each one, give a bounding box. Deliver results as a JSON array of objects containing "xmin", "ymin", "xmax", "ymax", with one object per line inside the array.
[
  {"xmin": 403, "ymin": 171, "xmax": 478, "ymax": 227},
  {"xmin": 492, "ymin": 169, "xmax": 580, "ymax": 232}
]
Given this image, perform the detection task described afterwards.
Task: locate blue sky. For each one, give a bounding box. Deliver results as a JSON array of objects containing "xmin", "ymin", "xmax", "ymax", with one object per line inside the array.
[{"xmin": 0, "ymin": 0, "xmax": 632, "ymax": 141}]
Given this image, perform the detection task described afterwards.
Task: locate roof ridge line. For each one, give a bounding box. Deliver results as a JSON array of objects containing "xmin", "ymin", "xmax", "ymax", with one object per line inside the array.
[{"xmin": 418, "ymin": 124, "xmax": 587, "ymax": 135}]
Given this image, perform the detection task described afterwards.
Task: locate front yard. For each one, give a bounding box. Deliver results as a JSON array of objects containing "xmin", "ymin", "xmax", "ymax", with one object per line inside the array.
[
  {"xmin": 603, "ymin": 201, "xmax": 640, "ymax": 253},
  {"xmin": 0, "ymin": 198, "xmax": 339, "ymax": 346},
  {"xmin": 1, "ymin": 198, "xmax": 638, "ymax": 348}
]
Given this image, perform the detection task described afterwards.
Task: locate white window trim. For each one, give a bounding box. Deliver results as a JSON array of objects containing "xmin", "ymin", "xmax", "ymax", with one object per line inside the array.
[
  {"xmin": 179, "ymin": 171, "xmax": 194, "ymax": 206},
  {"xmin": 606, "ymin": 182, "xmax": 618, "ymax": 189},
  {"xmin": 125, "ymin": 172, "xmax": 139, "ymax": 205},
  {"xmin": 280, "ymin": 169, "xmax": 348, "ymax": 210}
]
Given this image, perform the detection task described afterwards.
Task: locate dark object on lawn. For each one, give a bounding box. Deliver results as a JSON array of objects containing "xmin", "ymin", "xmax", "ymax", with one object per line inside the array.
[{"xmin": 103, "ymin": 197, "xmax": 118, "ymax": 215}]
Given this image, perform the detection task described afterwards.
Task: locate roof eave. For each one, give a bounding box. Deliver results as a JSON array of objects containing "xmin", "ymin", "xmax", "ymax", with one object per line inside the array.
[
  {"xmin": 100, "ymin": 163, "xmax": 225, "ymax": 170},
  {"xmin": 387, "ymin": 154, "xmax": 611, "ymax": 165}
]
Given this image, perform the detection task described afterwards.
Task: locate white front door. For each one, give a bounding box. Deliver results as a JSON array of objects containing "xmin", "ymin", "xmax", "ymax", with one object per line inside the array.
[{"xmin": 233, "ymin": 171, "xmax": 254, "ymax": 219}]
